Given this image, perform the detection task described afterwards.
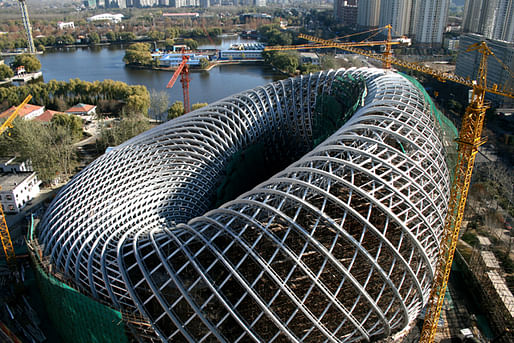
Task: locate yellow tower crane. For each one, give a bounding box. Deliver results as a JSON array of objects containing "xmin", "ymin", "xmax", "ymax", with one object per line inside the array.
[
  {"xmin": 296, "ymin": 33, "xmax": 514, "ymax": 343},
  {"xmin": 265, "ymin": 25, "xmax": 411, "ymax": 69},
  {"xmin": 0, "ymin": 95, "xmax": 32, "ymax": 270}
]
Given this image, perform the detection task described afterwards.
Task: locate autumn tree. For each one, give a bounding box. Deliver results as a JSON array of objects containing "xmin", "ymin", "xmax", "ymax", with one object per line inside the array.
[
  {"xmin": 51, "ymin": 113, "xmax": 84, "ymax": 140},
  {"xmin": 123, "ymin": 43, "xmax": 153, "ymax": 66},
  {"xmin": 0, "ymin": 64, "xmax": 13, "ymax": 80},
  {"xmin": 0, "ymin": 119, "xmax": 79, "ymax": 184},
  {"xmin": 184, "ymin": 38, "xmax": 198, "ymax": 50},
  {"xmin": 192, "ymin": 103, "xmax": 208, "ymax": 111},
  {"xmin": 168, "ymin": 101, "xmax": 184, "ymax": 120},
  {"xmin": 88, "ymin": 32, "xmax": 100, "ymax": 44},
  {"xmin": 149, "ymin": 90, "xmax": 169, "ymax": 121},
  {"xmin": 96, "ymin": 112, "xmax": 150, "ymax": 152},
  {"xmin": 12, "ymin": 54, "xmax": 41, "ymax": 72}
]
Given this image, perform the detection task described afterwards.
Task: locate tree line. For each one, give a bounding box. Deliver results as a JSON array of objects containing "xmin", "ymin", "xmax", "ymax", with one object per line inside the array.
[{"xmin": 0, "ymin": 78, "xmax": 150, "ymax": 116}]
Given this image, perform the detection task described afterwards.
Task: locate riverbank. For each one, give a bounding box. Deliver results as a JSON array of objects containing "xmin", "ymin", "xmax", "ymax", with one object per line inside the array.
[{"xmin": 125, "ymin": 59, "xmax": 268, "ymax": 72}]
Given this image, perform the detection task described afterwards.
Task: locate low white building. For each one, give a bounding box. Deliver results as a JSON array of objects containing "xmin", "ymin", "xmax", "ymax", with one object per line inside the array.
[
  {"xmin": 219, "ymin": 43, "xmax": 264, "ymax": 60},
  {"xmin": 0, "ymin": 157, "xmax": 32, "ymax": 173},
  {"xmin": 0, "ymin": 103, "xmax": 45, "ymax": 121},
  {"xmin": 57, "ymin": 21, "xmax": 75, "ymax": 30},
  {"xmin": 0, "ymin": 172, "xmax": 41, "ymax": 213},
  {"xmin": 300, "ymin": 52, "xmax": 320, "ymax": 65},
  {"xmin": 87, "ymin": 13, "xmax": 124, "ymax": 24},
  {"xmin": 66, "ymin": 103, "xmax": 97, "ymax": 116}
]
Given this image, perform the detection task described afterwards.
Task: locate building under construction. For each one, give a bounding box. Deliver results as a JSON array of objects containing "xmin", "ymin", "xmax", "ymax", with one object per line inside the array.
[{"xmin": 30, "ymin": 68, "xmax": 456, "ymax": 342}]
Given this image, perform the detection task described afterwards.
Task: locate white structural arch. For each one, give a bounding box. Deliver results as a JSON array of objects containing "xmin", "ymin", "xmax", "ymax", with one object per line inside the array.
[{"xmin": 38, "ymin": 68, "xmax": 451, "ymax": 342}]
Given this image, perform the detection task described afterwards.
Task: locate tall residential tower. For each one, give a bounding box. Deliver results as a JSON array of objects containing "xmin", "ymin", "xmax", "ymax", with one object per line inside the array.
[
  {"xmin": 357, "ymin": 0, "xmax": 381, "ymax": 27},
  {"xmin": 463, "ymin": 0, "xmax": 514, "ymax": 42}
]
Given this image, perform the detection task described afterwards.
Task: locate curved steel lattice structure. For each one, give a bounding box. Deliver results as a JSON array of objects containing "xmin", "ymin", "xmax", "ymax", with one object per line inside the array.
[{"xmin": 38, "ymin": 68, "xmax": 451, "ymax": 342}]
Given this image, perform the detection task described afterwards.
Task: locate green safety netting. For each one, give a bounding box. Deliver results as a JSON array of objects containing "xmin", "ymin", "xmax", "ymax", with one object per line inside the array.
[
  {"xmin": 312, "ymin": 74, "xmax": 367, "ymax": 147},
  {"xmin": 400, "ymin": 73, "xmax": 459, "ymax": 178},
  {"xmin": 28, "ymin": 217, "xmax": 129, "ymax": 343}
]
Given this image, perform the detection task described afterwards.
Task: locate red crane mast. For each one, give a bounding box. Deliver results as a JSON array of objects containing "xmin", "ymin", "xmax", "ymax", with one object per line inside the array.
[{"xmin": 166, "ymin": 51, "xmax": 191, "ymax": 114}]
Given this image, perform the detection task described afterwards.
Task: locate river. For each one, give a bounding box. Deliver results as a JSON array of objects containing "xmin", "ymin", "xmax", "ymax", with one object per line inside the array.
[{"xmin": 36, "ymin": 37, "xmax": 286, "ymax": 106}]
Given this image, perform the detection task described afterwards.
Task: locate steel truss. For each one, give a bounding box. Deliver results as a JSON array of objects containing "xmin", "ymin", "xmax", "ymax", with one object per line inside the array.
[{"xmin": 38, "ymin": 68, "xmax": 451, "ymax": 342}]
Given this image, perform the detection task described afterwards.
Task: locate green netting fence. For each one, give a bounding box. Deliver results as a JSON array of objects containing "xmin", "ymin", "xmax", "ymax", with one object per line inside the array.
[
  {"xmin": 399, "ymin": 73, "xmax": 459, "ymax": 179},
  {"xmin": 27, "ymin": 216, "xmax": 129, "ymax": 343}
]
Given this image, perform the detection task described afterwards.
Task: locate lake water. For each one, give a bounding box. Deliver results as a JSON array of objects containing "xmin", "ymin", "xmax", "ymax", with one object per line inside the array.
[{"xmin": 37, "ymin": 37, "xmax": 286, "ymax": 106}]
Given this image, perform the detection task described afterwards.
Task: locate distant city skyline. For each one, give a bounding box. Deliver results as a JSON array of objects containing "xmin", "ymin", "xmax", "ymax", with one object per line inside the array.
[{"xmin": 338, "ymin": 0, "xmax": 451, "ymax": 46}]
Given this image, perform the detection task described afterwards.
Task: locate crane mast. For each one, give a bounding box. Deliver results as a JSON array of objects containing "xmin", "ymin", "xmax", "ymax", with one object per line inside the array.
[
  {"xmin": 0, "ymin": 95, "xmax": 32, "ymax": 269},
  {"xmin": 419, "ymin": 42, "xmax": 492, "ymax": 343},
  {"xmin": 166, "ymin": 52, "xmax": 191, "ymax": 114},
  {"xmin": 18, "ymin": 0, "xmax": 36, "ymax": 54}
]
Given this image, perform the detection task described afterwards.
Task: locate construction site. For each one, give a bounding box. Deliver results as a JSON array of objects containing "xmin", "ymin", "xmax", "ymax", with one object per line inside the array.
[{"xmin": 0, "ymin": 3, "xmax": 514, "ymax": 342}]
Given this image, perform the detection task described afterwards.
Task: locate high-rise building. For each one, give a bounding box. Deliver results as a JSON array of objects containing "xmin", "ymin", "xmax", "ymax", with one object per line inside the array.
[
  {"xmin": 411, "ymin": 0, "xmax": 450, "ymax": 45},
  {"xmin": 335, "ymin": 0, "xmax": 358, "ymax": 27},
  {"xmin": 357, "ymin": 0, "xmax": 381, "ymax": 27},
  {"xmin": 463, "ymin": 0, "xmax": 514, "ymax": 42},
  {"xmin": 84, "ymin": 0, "xmax": 97, "ymax": 8},
  {"xmin": 456, "ymin": 33, "xmax": 514, "ymax": 106},
  {"xmin": 491, "ymin": 0, "xmax": 514, "ymax": 42},
  {"xmin": 133, "ymin": 0, "xmax": 159, "ymax": 6},
  {"xmin": 108, "ymin": 0, "xmax": 127, "ymax": 7},
  {"xmin": 462, "ymin": 0, "xmax": 484, "ymax": 33},
  {"xmin": 379, "ymin": 0, "xmax": 413, "ymax": 36}
]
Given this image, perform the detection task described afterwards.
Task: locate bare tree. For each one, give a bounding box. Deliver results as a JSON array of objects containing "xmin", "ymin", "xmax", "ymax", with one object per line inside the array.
[{"xmin": 148, "ymin": 89, "xmax": 169, "ymax": 122}]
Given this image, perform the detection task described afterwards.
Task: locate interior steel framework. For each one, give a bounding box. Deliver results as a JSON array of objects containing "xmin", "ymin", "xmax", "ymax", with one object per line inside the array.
[{"xmin": 37, "ymin": 68, "xmax": 451, "ymax": 342}]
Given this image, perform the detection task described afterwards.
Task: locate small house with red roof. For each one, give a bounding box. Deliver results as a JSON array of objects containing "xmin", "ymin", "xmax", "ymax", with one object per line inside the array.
[
  {"xmin": 66, "ymin": 103, "xmax": 97, "ymax": 116},
  {"xmin": 34, "ymin": 109, "xmax": 66, "ymax": 122},
  {"xmin": 0, "ymin": 103, "xmax": 45, "ymax": 121}
]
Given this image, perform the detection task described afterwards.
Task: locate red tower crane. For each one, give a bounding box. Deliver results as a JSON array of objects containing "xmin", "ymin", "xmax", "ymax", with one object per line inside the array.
[{"xmin": 166, "ymin": 50, "xmax": 191, "ymax": 114}]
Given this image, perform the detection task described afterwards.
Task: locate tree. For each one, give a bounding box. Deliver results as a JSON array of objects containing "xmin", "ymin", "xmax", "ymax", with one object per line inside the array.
[
  {"xmin": 192, "ymin": 103, "xmax": 208, "ymax": 111},
  {"xmin": 168, "ymin": 101, "xmax": 184, "ymax": 120},
  {"xmin": 269, "ymin": 51, "xmax": 298, "ymax": 74},
  {"xmin": 119, "ymin": 32, "xmax": 136, "ymax": 42},
  {"xmin": 0, "ymin": 64, "xmax": 13, "ymax": 80},
  {"xmin": 199, "ymin": 58, "xmax": 209, "ymax": 69},
  {"xmin": 149, "ymin": 90, "xmax": 169, "ymax": 121},
  {"xmin": 12, "ymin": 54, "xmax": 41, "ymax": 72},
  {"xmin": 147, "ymin": 30, "xmax": 164, "ymax": 41},
  {"xmin": 123, "ymin": 43, "xmax": 153, "ymax": 66},
  {"xmin": 165, "ymin": 28, "xmax": 179, "ymax": 40},
  {"xmin": 89, "ymin": 32, "xmax": 100, "ymax": 44},
  {"xmin": 321, "ymin": 55, "xmax": 336, "ymax": 70},
  {"xmin": 299, "ymin": 63, "xmax": 320, "ymax": 75},
  {"xmin": 106, "ymin": 31, "xmax": 117, "ymax": 42},
  {"xmin": 184, "ymin": 38, "xmax": 198, "ymax": 50},
  {"xmin": 96, "ymin": 113, "xmax": 150, "ymax": 152},
  {"xmin": 51, "ymin": 113, "xmax": 84, "ymax": 140},
  {"xmin": 0, "ymin": 118, "xmax": 78, "ymax": 184}
]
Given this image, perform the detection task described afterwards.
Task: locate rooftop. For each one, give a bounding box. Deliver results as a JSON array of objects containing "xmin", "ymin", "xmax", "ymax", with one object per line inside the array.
[
  {"xmin": 66, "ymin": 103, "xmax": 96, "ymax": 113},
  {"xmin": 35, "ymin": 109, "xmax": 63, "ymax": 122},
  {"xmin": 0, "ymin": 104, "xmax": 44, "ymax": 119},
  {"xmin": 0, "ymin": 172, "xmax": 35, "ymax": 191}
]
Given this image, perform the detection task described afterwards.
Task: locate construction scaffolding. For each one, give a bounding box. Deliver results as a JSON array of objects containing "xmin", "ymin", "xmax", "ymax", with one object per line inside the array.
[{"xmin": 468, "ymin": 239, "xmax": 514, "ymax": 343}]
